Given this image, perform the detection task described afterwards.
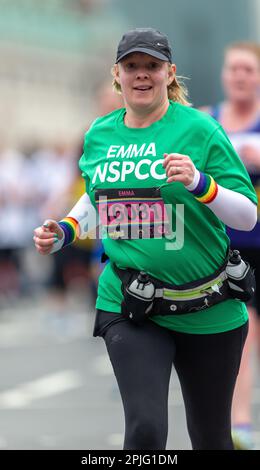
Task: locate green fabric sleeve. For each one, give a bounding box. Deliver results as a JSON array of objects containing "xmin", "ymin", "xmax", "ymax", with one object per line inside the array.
[{"xmin": 204, "ymin": 126, "xmax": 257, "ymax": 205}]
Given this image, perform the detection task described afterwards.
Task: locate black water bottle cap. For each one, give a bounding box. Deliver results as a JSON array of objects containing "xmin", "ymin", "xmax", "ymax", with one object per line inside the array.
[
  {"xmin": 138, "ymin": 271, "xmax": 149, "ymax": 283},
  {"xmin": 230, "ymin": 250, "xmax": 241, "ymax": 265}
]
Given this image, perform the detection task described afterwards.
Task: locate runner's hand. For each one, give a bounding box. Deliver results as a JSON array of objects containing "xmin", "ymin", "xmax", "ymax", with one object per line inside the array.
[
  {"xmin": 163, "ymin": 153, "xmax": 196, "ymax": 185},
  {"xmin": 33, "ymin": 219, "xmax": 63, "ymax": 255}
]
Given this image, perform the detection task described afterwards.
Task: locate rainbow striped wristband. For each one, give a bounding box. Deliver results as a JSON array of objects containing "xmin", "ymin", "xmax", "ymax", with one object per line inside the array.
[
  {"xmin": 188, "ymin": 171, "xmax": 218, "ymax": 204},
  {"xmin": 58, "ymin": 217, "xmax": 79, "ymax": 247}
]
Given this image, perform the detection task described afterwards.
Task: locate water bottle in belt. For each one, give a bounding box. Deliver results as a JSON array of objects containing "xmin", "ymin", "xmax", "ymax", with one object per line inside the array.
[
  {"xmin": 226, "ymin": 250, "xmax": 255, "ymax": 302},
  {"xmin": 121, "ymin": 271, "xmax": 155, "ymax": 325}
]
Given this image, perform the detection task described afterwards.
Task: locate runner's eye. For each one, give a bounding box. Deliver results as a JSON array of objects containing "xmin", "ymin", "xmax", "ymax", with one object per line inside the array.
[
  {"xmin": 124, "ymin": 62, "xmax": 136, "ymax": 70},
  {"xmin": 148, "ymin": 62, "xmax": 161, "ymax": 70}
]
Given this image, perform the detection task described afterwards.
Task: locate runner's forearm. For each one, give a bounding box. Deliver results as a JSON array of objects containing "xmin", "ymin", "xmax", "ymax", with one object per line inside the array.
[{"xmin": 186, "ymin": 169, "xmax": 257, "ymax": 230}]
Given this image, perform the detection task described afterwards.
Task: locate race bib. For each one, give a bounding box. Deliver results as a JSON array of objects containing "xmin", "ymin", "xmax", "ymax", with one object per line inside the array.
[{"xmin": 95, "ymin": 187, "xmax": 171, "ymax": 239}]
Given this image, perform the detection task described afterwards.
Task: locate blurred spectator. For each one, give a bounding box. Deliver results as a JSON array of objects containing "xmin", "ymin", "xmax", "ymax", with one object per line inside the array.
[
  {"xmin": 201, "ymin": 41, "xmax": 260, "ymax": 449},
  {"xmin": 30, "ymin": 140, "xmax": 77, "ymax": 222},
  {"xmin": 0, "ymin": 138, "xmax": 36, "ymax": 302}
]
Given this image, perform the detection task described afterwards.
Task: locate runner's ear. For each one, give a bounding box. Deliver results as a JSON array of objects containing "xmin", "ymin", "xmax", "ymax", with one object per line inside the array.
[
  {"xmin": 167, "ymin": 63, "xmax": 176, "ymax": 86},
  {"xmin": 113, "ymin": 64, "xmax": 120, "ymax": 85}
]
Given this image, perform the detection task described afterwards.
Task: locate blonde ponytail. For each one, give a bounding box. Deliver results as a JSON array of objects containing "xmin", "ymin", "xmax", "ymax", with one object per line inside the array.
[{"xmin": 167, "ymin": 74, "xmax": 191, "ymax": 106}]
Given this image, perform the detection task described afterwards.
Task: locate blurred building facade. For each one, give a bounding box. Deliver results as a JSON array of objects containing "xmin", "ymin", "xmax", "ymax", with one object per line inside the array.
[{"xmin": 0, "ymin": 0, "xmax": 127, "ymax": 145}]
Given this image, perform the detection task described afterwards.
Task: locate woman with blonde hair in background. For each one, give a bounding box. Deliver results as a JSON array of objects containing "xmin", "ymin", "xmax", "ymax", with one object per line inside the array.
[{"xmin": 201, "ymin": 41, "xmax": 260, "ymax": 449}]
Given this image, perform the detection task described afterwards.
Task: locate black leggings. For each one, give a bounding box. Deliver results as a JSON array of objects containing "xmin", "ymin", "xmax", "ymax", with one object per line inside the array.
[{"xmin": 97, "ymin": 311, "xmax": 248, "ymax": 450}]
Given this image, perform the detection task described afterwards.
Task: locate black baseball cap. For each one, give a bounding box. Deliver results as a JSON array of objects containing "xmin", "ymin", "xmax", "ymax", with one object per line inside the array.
[{"xmin": 116, "ymin": 27, "xmax": 172, "ymax": 63}]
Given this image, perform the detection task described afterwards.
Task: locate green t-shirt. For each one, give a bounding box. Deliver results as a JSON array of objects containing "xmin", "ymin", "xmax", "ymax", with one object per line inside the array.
[{"xmin": 79, "ymin": 101, "xmax": 257, "ymax": 334}]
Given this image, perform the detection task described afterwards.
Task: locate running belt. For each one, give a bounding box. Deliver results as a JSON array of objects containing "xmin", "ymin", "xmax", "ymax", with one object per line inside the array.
[{"xmin": 112, "ymin": 262, "xmax": 230, "ymax": 316}]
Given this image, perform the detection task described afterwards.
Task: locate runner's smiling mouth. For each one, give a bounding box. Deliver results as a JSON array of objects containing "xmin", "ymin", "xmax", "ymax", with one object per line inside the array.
[{"xmin": 133, "ymin": 86, "xmax": 153, "ymax": 91}]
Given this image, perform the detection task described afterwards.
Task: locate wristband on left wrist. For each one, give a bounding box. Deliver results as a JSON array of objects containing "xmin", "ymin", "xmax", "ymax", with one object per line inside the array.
[{"xmin": 186, "ymin": 171, "xmax": 218, "ymax": 204}]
